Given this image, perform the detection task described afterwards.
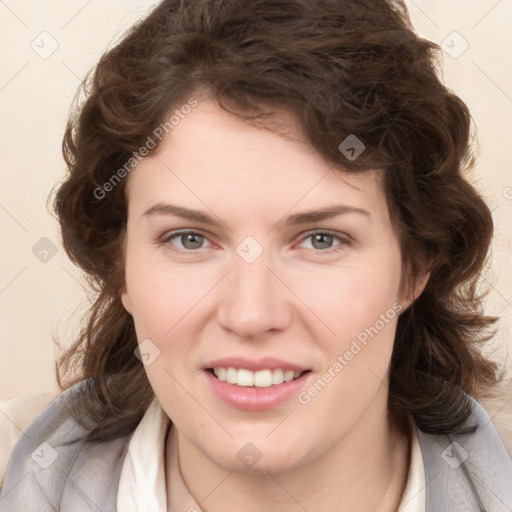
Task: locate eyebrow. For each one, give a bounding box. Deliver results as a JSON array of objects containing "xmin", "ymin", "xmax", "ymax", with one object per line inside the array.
[{"xmin": 143, "ymin": 203, "xmax": 371, "ymax": 227}]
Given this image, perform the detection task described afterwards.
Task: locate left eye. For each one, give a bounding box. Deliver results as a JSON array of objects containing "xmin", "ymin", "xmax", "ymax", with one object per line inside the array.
[{"xmin": 298, "ymin": 232, "xmax": 347, "ymax": 252}]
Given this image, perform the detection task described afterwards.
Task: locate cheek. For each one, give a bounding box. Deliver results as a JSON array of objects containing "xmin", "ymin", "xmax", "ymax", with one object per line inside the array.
[
  {"xmin": 123, "ymin": 257, "xmax": 211, "ymax": 418},
  {"xmin": 290, "ymin": 245, "xmax": 403, "ymax": 401},
  {"xmin": 289, "ymin": 254, "xmax": 402, "ymax": 341},
  {"xmin": 124, "ymin": 253, "xmax": 216, "ymax": 339}
]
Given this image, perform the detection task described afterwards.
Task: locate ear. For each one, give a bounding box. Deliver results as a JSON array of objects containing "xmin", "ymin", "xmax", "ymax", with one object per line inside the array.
[
  {"xmin": 121, "ymin": 285, "xmax": 133, "ymax": 314},
  {"xmin": 400, "ymin": 269, "xmax": 430, "ymax": 311}
]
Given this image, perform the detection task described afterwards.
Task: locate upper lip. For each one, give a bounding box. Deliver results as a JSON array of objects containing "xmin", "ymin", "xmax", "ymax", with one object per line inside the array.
[{"xmin": 204, "ymin": 357, "xmax": 309, "ymax": 373}]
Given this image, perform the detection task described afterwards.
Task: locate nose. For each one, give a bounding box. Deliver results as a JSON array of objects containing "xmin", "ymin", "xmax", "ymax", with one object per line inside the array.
[{"xmin": 216, "ymin": 251, "xmax": 293, "ymax": 339}]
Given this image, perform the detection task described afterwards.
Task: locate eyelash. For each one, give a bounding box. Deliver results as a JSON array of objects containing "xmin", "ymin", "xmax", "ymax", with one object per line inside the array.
[{"xmin": 158, "ymin": 229, "xmax": 352, "ymax": 255}]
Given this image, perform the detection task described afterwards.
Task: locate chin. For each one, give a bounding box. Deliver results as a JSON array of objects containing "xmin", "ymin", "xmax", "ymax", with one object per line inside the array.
[{"xmin": 203, "ymin": 437, "xmax": 311, "ymax": 475}]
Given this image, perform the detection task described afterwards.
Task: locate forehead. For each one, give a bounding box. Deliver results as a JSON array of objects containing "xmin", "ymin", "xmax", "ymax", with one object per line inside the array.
[{"xmin": 125, "ymin": 99, "xmax": 386, "ymax": 220}]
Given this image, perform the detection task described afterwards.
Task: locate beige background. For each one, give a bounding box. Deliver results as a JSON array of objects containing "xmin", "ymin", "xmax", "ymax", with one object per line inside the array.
[{"xmin": 0, "ymin": 0, "xmax": 511, "ymax": 401}]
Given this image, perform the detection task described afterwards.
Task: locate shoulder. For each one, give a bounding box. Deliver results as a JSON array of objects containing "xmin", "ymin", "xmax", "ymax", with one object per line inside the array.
[
  {"xmin": 417, "ymin": 395, "xmax": 512, "ymax": 512},
  {"xmin": 0, "ymin": 381, "xmax": 132, "ymax": 512},
  {"xmin": 478, "ymin": 393, "xmax": 512, "ymax": 456},
  {"xmin": 0, "ymin": 389, "xmax": 58, "ymax": 488}
]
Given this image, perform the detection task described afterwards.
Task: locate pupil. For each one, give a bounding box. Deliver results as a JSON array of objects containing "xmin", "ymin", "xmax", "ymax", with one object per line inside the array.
[
  {"xmin": 313, "ymin": 234, "xmax": 332, "ymax": 250},
  {"xmin": 182, "ymin": 234, "xmax": 203, "ymax": 249}
]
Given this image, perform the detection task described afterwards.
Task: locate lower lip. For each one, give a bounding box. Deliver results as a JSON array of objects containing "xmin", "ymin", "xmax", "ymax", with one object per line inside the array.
[{"xmin": 205, "ymin": 370, "xmax": 310, "ymax": 411}]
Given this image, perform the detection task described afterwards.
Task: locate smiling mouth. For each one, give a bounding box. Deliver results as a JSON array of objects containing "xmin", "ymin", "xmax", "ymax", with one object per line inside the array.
[{"xmin": 208, "ymin": 367, "xmax": 309, "ymax": 388}]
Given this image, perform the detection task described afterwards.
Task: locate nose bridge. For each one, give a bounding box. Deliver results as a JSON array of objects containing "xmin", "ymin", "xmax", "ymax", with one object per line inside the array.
[{"xmin": 217, "ymin": 246, "xmax": 291, "ymax": 337}]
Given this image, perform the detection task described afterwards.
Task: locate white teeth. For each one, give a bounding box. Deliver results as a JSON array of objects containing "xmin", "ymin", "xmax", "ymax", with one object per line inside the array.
[
  {"xmin": 237, "ymin": 369, "xmax": 254, "ymax": 387},
  {"xmin": 283, "ymin": 370, "xmax": 295, "ymax": 382},
  {"xmin": 226, "ymin": 367, "xmax": 237, "ymax": 384},
  {"xmin": 254, "ymin": 370, "xmax": 272, "ymax": 388},
  {"xmin": 271, "ymin": 368, "xmax": 284, "ymax": 385},
  {"xmin": 212, "ymin": 367, "xmax": 304, "ymax": 387}
]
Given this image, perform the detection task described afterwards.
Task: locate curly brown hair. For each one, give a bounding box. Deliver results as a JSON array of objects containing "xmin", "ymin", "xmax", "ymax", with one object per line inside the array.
[{"xmin": 54, "ymin": 0, "xmax": 500, "ymax": 443}]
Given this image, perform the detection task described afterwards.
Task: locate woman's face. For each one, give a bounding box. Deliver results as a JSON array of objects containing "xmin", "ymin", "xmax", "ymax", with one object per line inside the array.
[{"xmin": 122, "ymin": 98, "xmax": 418, "ymax": 473}]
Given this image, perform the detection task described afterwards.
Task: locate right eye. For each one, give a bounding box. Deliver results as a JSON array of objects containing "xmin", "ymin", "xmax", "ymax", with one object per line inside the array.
[{"xmin": 160, "ymin": 230, "xmax": 213, "ymax": 253}]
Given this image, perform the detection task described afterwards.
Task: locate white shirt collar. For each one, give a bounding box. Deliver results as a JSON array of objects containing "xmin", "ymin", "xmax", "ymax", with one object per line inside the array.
[
  {"xmin": 399, "ymin": 424, "xmax": 427, "ymax": 511},
  {"xmin": 117, "ymin": 397, "xmax": 170, "ymax": 511}
]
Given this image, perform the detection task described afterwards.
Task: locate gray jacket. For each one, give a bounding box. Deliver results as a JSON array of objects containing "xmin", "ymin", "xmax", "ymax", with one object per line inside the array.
[{"xmin": 0, "ymin": 382, "xmax": 511, "ymax": 511}]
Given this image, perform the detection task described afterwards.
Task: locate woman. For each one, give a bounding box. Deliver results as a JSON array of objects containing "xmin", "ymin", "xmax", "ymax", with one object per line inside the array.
[{"xmin": 1, "ymin": 0, "xmax": 511, "ymax": 510}]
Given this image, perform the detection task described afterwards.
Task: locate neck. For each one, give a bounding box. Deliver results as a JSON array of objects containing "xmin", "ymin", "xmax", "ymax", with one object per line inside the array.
[{"xmin": 168, "ymin": 386, "xmax": 411, "ymax": 512}]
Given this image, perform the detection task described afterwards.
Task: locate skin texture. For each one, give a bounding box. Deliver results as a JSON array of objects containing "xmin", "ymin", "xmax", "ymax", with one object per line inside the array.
[{"xmin": 121, "ymin": 98, "xmax": 428, "ymax": 511}]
